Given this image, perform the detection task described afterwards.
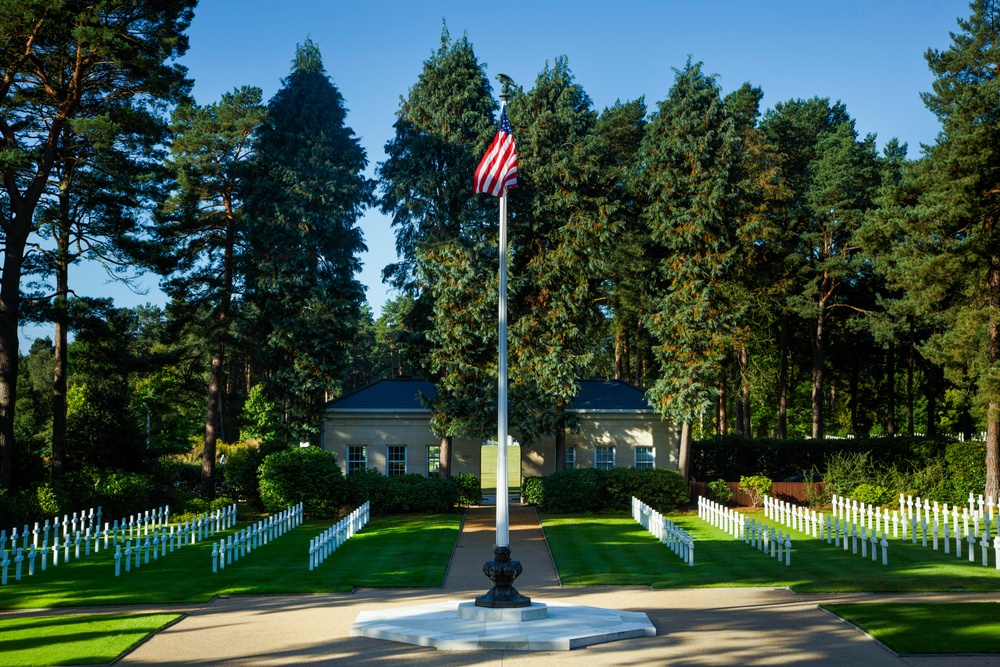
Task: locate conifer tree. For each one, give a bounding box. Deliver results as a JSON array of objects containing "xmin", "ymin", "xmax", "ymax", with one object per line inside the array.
[
  {"xmin": 640, "ymin": 61, "xmax": 749, "ymax": 478},
  {"xmin": 378, "ymin": 27, "xmax": 496, "ymax": 476},
  {"xmin": 506, "ymin": 57, "xmax": 620, "ymax": 465},
  {"xmin": 0, "ymin": 0, "xmax": 194, "ymax": 486},
  {"xmin": 246, "ymin": 39, "xmax": 373, "ymax": 446},
  {"xmin": 892, "ymin": 0, "xmax": 1000, "ymax": 497},
  {"xmin": 158, "ymin": 86, "xmax": 266, "ymax": 496}
]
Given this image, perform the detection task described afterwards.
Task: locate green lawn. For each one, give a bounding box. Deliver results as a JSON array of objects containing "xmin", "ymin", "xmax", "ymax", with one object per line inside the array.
[
  {"xmin": 0, "ymin": 613, "xmax": 181, "ymax": 667},
  {"xmin": 822, "ymin": 602, "xmax": 1000, "ymax": 654},
  {"xmin": 541, "ymin": 511, "xmax": 1000, "ymax": 592},
  {"xmin": 0, "ymin": 513, "xmax": 461, "ymax": 609}
]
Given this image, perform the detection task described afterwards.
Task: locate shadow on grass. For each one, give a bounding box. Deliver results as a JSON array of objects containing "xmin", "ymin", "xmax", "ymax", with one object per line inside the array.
[
  {"xmin": 541, "ymin": 511, "xmax": 1000, "ymax": 592},
  {"xmin": 0, "ymin": 514, "xmax": 462, "ymax": 610}
]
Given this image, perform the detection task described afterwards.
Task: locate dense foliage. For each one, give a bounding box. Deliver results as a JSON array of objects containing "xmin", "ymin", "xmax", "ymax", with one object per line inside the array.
[
  {"xmin": 523, "ymin": 467, "xmax": 689, "ymax": 513},
  {"xmin": 5, "ymin": 4, "xmax": 1000, "ymax": 515}
]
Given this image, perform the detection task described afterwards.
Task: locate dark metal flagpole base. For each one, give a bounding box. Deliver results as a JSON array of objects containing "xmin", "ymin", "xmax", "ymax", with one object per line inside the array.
[{"xmin": 475, "ymin": 546, "xmax": 531, "ymax": 608}]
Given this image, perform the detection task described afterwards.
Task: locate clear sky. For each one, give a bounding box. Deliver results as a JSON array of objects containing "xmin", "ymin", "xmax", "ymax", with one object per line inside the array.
[{"xmin": 20, "ymin": 0, "xmax": 970, "ymax": 346}]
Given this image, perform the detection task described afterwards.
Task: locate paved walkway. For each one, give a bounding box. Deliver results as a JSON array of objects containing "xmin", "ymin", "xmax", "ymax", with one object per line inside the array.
[{"xmin": 12, "ymin": 504, "xmax": 1000, "ymax": 665}]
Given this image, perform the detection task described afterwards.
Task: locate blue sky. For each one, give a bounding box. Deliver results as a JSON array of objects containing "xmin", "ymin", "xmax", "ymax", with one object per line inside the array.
[{"xmin": 21, "ymin": 0, "xmax": 969, "ymax": 346}]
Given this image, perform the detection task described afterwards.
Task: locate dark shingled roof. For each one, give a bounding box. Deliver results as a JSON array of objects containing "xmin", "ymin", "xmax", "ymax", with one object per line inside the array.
[{"xmin": 326, "ymin": 378, "xmax": 651, "ymax": 412}]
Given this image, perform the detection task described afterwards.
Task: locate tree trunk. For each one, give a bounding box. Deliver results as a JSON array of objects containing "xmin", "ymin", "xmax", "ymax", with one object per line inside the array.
[
  {"xmin": 886, "ymin": 341, "xmax": 896, "ymax": 437},
  {"xmin": 678, "ymin": 422, "xmax": 691, "ymax": 482},
  {"xmin": 740, "ymin": 345, "xmax": 750, "ymax": 436},
  {"xmin": 439, "ymin": 435, "xmax": 452, "ymax": 479},
  {"xmin": 907, "ymin": 327, "xmax": 915, "ymax": 437},
  {"xmin": 849, "ymin": 356, "xmax": 859, "ymax": 435},
  {"xmin": 733, "ymin": 350, "xmax": 744, "ymax": 436},
  {"xmin": 812, "ymin": 310, "xmax": 825, "ymax": 440},
  {"xmin": 778, "ymin": 313, "xmax": 788, "ymax": 440},
  {"xmin": 202, "ymin": 212, "xmax": 237, "ymax": 498},
  {"xmin": 554, "ymin": 408, "xmax": 567, "ymax": 472},
  {"xmin": 986, "ymin": 259, "xmax": 1000, "ymax": 499},
  {"xmin": 202, "ymin": 347, "xmax": 223, "ymax": 498},
  {"xmin": 717, "ymin": 377, "xmax": 727, "ymax": 436},
  {"xmin": 51, "ymin": 181, "xmax": 72, "ymax": 481},
  {"xmin": 614, "ymin": 328, "xmax": 623, "ymax": 381},
  {"xmin": 0, "ymin": 207, "xmax": 32, "ymax": 488}
]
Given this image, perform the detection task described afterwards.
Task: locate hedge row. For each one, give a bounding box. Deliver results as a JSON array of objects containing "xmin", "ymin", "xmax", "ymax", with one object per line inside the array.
[
  {"xmin": 521, "ymin": 467, "xmax": 689, "ymax": 513},
  {"xmin": 692, "ymin": 435, "xmax": 953, "ymax": 481},
  {"xmin": 254, "ymin": 447, "xmax": 480, "ymax": 519}
]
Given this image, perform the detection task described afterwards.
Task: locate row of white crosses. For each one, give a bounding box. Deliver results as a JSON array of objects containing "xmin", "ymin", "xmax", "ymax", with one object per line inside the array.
[
  {"xmin": 698, "ymin": 496, "xmax": 791, "ymax": 566},
  {"xmin": 894, "ymin": 493, "xmax": 1000, "ymax": 568},
  {"xmin": 764, "ymin": 496, "xmax": 826, "ymax": 538},
  {"xmin": 309, "ymin": 502, "xmax": 371, "ymax": 571},
  {"xmin": 212, "ymin": 503, "xmax": 303, "ymax": 573},
  {"xmin": 0, "ymin": 505, "xmax": 167, "ymax": 584},
  {"xmin": 766, "ymin": 494, "xmax": 889, "ymax": 565},
  {"xmin": 114, "ymin": 504, "xmax": 236, "ymax": 577},
  {"xmin": 631, "ymin": 497, "xmax": 694, "ymax": 566},
  {"xmin": 831, "ymin": 495, "xmax": 906, "ymax": 539},
  {"xmin": 743, "ymin": 518, "xmax": 792, "ymax": 566}
]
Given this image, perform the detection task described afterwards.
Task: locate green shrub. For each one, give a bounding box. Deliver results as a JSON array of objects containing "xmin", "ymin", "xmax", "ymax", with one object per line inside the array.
[
  {"xmin": 946, "ymin": 439, "xmax": 987, "ymax": 500},
  {"xmin": 223, "ymin": 446, "xmax": 265, "ymax": 507},
  {"xmin": 521, "ymin": 476, "xmax": 544, "ymax": 506},
  {"xmin": 542, "ymin": 467, "xmax": 604, "ymax": 513},
  {"xmin": 93, "ymin": 470, "xmax": 156, "ymax": 518},
  {"xmin": 454, "ymin": 473, "xmax": 482, "ymax": 507},
  {"xmin": 851, "ymin": 483, "xmax": 895, "ymax": 506},
  {"xmin": 693, "ymin": 434, "xmax": 951, "ymax": 480},
  {"xmin": 622, "ymin": 469, "xmax": 689, "ymax": 513},
  {"xmin": 172, "ymin": 496, "xmax": 235, "ymax": 524},
  {"xmin": 707, "ymin": 479, "xmax": 733, "ymax": 504},
  {"xmin": 258, "ymin": 447, "xmax": 346, "ymax": 519},
  {"xmin": 344, "ymin": 469, "xmax": 460, "ymax": 516},
  {"xmin": 738, "ymin": 474, "xmax": 772, "ymax": 507},
  {"xmin": 537, "ymin": 467, "xmax": 689, "ymax": 514}
]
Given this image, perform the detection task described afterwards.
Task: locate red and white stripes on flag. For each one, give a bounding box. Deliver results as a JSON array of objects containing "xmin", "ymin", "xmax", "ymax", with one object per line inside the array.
[{"xmin": 473, "ymin": 107, "xmax": 518, "ymax": 197}]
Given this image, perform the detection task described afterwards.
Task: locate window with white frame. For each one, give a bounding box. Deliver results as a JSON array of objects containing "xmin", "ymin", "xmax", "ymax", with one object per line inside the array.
[
  {"xmin": 347, "ymin": 445, "xmax": 367, "ymax": 475},
  {"xmin": 387, "ymin": 445, "xmax": 407, "ymax": 476},
  {"xmin": 595, "ymin": 445, "xmax": 615, "ymax": 470},
  {"xmin": 634, "ymin": 446, "xmax": 655, "ymax": 469},
  {"xmin": 565, "ymin": 445, "xmax": 576, "ymax": 470},
  {"xmin": 427, "ymin": 445, "xmax": 441, "ymax": 477}
]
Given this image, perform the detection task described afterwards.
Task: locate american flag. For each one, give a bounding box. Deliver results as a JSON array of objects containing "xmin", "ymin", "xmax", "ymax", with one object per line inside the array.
[{"xmin": 473, "ymin": 107, "xmax": 517, "ymax": 197}]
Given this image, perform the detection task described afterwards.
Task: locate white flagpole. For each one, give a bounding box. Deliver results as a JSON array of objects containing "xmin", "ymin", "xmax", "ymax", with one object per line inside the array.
[{"xmin": 496, "ymin": 96, "xmax": 510, "ymax": 549}]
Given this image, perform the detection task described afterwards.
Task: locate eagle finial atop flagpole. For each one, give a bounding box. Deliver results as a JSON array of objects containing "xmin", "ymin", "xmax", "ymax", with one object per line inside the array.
[{"xmin": 496, "ymin": 73, "xmax": 514, "ymax": 101}]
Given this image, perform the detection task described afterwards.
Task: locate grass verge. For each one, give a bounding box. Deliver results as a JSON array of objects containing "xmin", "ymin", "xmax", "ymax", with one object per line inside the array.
[
  {"xmin": 0, "ymin": 613, "xmax": 181, "ymax": 667},
  {"xmin": 822, "ymin": 602, "xmax": 1000, "ymax": 654},
  {"xmin": 0, "ymin": 513, "xmax": 461, "ymax": 609},
  {"xmin": 541, "ymin": 511, "xmax": 1000, "ymax": 592}
]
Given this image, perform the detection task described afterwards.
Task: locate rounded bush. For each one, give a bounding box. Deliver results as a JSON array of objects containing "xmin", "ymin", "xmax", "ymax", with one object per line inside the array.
[
  {"xmin": 453, "ymin": 473, "xmax": 482, "ymax": 507},
  {"xmin": 258, "ymin": 447, "xmax": 345, "ymax": 518},
  {"xmin": 521, "ymin": 477, "xmax": 544, "ymax": 506},
  {"xmin": 223, "ymin": 447, "xmax": 265, "ymax": 507},
  {"xmin": 541, "ymin": 468, "xmax": 604, "ymax": 513},
  {"xmin": 851, "ymin": 483, "xmax": 895, "ymax": 506}
]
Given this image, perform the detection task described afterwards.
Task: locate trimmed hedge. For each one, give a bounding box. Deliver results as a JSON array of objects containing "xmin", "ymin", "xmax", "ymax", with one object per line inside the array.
[
  {"xmin": 692, "ymin": 435, "xmax": 952, "ymax": 481},
  {"xmin": 345, "ymin": 469, "xmax": 460, "ymax": 516},
  {"xmin": 258, "ymin": 447, "xmax": 346, "ymax": 518},
  {"xmin": 523, "ymin": 467, "xmax": 689, "ymax": 514}
]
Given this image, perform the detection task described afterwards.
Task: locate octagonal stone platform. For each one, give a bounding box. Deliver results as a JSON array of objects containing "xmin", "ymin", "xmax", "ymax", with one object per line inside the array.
[{"xmin": 350, "ymin": 599, "xmax": 655, "ymax": 651}]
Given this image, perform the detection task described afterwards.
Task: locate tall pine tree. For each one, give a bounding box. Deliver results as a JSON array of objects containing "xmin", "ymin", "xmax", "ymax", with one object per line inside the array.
[
  {"xmin": 159, "ymin": 86, "xmax": 266, "ymax": 496},
  {"xmin": 640, "ymin": 61, "xmax": 749, "ymax": 478},
  {"xmin": 377, "ymin": 27, "xmax": 496, "ymax": 476},
  {"xmin": 893, "ymin": 1, "xmax": 1000, "ymax": 497},
  {"xmin": 246, "ymin": 39, "xmax": 373, "ymax": 446}
]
